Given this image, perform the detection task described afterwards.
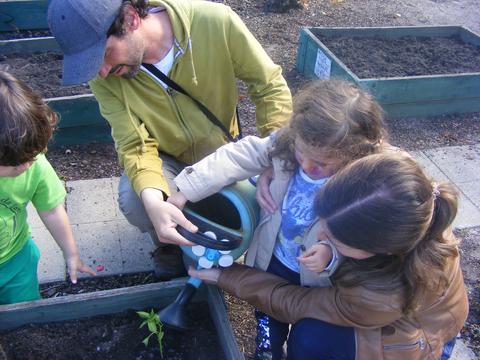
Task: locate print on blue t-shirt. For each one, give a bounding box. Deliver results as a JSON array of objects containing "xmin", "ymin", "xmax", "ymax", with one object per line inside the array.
[{"xmin": 273, "ymin": 168, "xmax": 328, "ymax": 272}]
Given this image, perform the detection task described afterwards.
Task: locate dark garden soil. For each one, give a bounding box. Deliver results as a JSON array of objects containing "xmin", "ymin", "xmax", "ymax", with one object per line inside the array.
[
  {"xmin": 1, "ymin": 52, "xmax": 90, "ymax": 98},
  {"xmin": 315, "ymin": 33, "xmax": 480, "ymax": 78},
  {"xmin": 39, "ymin": 272, "xmax": 159, "ymax": 297},
  {"xmin": 0, "ymin": 302, "xmax": 225, "ymax": 360},
  {"xmin": 1, "ymin": 0, "xmax": 479, "ymax": 358}
]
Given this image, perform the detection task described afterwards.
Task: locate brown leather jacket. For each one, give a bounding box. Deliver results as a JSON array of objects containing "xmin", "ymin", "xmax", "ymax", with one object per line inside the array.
[{"xmin": 218, "ymin": 253, "xmax": 468, "ymax": 360}]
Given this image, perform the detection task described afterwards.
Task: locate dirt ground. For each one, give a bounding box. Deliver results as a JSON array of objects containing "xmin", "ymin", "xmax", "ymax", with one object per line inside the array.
[{"xmin": 1, "ymin": 0, "xmax": 479, "ymax": 358}]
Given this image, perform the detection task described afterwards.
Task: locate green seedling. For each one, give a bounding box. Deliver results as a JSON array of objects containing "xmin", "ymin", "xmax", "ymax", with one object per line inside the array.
[{"xmin": 137, "ymin": 309, "xmax": 164, "ymax": 358}]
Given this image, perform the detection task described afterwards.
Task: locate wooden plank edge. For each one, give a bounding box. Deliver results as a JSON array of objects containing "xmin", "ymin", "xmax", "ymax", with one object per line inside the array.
[
  {"xmin": 206, "ymin": 285, "xmax": 245, "ymax": 360},
  {"xmin": 0, "ymin": 278, "xmax": 202, "ymax": 331}
]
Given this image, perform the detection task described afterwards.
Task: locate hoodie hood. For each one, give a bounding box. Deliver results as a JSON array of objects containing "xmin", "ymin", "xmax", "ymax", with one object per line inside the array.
[{"xmin": 151, "ymin": 0, "xmax": 198, "ymax": 86}]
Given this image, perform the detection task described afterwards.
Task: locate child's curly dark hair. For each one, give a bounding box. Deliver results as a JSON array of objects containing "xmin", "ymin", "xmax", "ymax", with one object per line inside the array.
[{"xmin": 0, "ymin": 70, "xmax": 58, "ymax": 166}]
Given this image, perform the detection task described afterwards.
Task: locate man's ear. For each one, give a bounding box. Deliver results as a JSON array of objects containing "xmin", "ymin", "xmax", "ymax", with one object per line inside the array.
[{"xmin": 123, "ymin": 4, "xmax": 140, "ymax": 32}]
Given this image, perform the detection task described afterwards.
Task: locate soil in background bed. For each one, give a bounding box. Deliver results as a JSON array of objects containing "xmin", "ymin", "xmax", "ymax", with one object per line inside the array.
[
  {"xmin": 315, "ymin": 34, "xmax": 480, "ymax": 78},
  {"xmin": 0, "ymin": 52, "xmax": 91, "ymax": 98},
  {"xmin": 0, "ymin": 302, "xmax": 225, "ymax": 360}
]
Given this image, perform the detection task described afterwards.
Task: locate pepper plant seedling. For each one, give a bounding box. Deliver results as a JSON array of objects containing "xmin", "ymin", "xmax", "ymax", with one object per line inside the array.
[{"xmin": 137, "ymin": 309, "xmax": 164, "ymax": 357}]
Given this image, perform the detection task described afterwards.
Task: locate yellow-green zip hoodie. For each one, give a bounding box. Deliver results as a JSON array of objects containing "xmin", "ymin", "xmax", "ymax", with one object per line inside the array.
[{"xmin": 89, "ymin": 0, "xmax": 292, "ymax": 196}]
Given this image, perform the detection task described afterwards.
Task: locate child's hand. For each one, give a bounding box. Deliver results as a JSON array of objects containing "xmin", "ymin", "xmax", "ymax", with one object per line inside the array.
[
  {"xmin": 256, "ymin": 167, "xmax": 277, "ymax": 214},
  {"xmin": 298, "ymin": 243, "xmax": 333, "ymax": 273},
  {"xmin": 65, "ymin": 254, "xmax": 96, "ymax": 284},
  {"xmin": 167, "ymin": 191, "xmax": 188, "ymax": 210},
  {"xmin": 188, "ymin": 266, "xmax": 221, "ymax": 284}
]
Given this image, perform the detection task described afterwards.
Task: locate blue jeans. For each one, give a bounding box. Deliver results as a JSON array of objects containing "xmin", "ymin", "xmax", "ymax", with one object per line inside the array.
[
  {"xmin": 254, "ymin": 255, "xmax": 355, "ymax": 360},
  {"xmin": 440, "ymin": 337, "xmax": 456, "ymax": 360}
]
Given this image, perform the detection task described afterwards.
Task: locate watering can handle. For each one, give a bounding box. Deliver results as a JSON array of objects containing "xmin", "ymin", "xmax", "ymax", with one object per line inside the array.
[{"xmin": 178, "ymin": 212, "xmax": 242, "ymax": 251}]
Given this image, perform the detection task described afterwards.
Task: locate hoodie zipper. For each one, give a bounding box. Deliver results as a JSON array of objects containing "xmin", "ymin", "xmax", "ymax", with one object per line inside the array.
[
  {"xmin": 383, "ymin": 337, "xmax": 426, "ymax": 351},
  {"xmin": 167, "ymin": 87, "xmax": 196, "ymax": 160}
]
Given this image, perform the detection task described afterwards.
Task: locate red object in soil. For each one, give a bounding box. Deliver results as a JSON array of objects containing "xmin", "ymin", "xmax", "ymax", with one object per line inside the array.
[{"xmin": 96, "ymin": 265, "xmax": 105, "ymax": 272}]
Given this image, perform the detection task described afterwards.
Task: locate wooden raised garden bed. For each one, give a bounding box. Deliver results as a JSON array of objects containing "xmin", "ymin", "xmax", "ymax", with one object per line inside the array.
[
  {"xmin": 0, "ymin": 279, "xmax": 244, "ymax": 359},
  {"xmin": 0, "ymin": 0, "xmax": 49, "ymax": 32},
  {"xmin": 0, "ymin": 36, "xmax": 110, "ymax": 147},
  {"xmin": 296, "ymin": 25, "xmax": 480, "ymax": 118}
]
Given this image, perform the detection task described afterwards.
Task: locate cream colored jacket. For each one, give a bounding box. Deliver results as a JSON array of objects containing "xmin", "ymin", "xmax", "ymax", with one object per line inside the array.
[{"xmin": 175, "ymin": 135, "xmax": 340, "ymax": 287}]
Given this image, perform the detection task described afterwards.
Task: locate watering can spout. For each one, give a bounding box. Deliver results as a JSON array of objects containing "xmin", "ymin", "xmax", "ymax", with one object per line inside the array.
[{"xmin": 157, "ymin": 283, "xmax": 197, "ymax": 331}]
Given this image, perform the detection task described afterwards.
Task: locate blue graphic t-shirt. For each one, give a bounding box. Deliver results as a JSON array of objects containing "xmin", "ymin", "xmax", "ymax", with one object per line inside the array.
[{"xmin": 273, "ymin": 168, "xmax": 328, "ymax": 272}]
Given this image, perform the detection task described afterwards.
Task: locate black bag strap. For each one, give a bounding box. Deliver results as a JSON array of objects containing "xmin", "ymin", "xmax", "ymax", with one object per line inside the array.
[{"xmin": 142, "ymin": 63, "xmax": 238, "ymax": 142}]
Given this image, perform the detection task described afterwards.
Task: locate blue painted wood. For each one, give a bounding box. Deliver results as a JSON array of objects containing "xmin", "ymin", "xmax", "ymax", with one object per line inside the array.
[
  {"xmin": 47, "ymin": 95, "xmax": 112, "ymax": 147},
  {"xmin": 296, "ymin": 25, "xmax": 480, "ymax": 118},
  {"xmin": 0, "ymin": 0, "xmax": 49, "ymax": 32}
]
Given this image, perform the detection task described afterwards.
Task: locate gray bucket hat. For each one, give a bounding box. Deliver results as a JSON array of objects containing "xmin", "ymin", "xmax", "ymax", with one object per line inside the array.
[{"xmin": 47, "ymin": 0, "xmax": 122, "ymax": 85}]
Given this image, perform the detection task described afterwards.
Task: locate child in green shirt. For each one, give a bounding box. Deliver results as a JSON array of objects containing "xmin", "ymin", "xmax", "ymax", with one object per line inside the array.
[{"xmin": 0, "ymin": 70, "xmax": 95, "ymax": 304}]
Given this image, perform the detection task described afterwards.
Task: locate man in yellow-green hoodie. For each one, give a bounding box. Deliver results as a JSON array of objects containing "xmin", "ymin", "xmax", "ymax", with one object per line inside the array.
[{"xmin": 48, "ymin": 0, "xmax": 292, "ymax": 279}]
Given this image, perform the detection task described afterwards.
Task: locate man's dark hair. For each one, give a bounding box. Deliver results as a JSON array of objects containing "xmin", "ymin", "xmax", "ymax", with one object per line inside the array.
[{"xmin": 107, "ymin": 0, "xmax": 150, "ymax": 37}]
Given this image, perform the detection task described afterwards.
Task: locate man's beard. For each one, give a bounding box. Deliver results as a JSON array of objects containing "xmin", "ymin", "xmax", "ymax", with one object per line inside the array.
[
  {"xmin": 109, "ymin": 64, "xmax": 141, "ymax": 79},
  {"xmin": 121, "ymin": 64, "xmax": 141, "ymax": 79}
]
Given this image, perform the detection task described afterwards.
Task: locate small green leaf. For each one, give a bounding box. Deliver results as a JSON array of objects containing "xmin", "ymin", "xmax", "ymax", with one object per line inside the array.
[
  {"xmin": 147, "ymin": 321, "xmax": 157, "ymax": 333},
  {"xmin": 139, "ymin": 320, "xmax": 148, "ymax": 329},
  {"xmin": 142, "ymin": 337, "xmax": 150, "ymax": 347},
  {"xmin": 137, "ymin": 311, "xmax": 150, "ymax": 319}
]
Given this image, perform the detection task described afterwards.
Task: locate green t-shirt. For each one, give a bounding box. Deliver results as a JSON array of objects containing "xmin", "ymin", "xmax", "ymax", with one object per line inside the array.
[{"xmin": 0, "ymin": 154, "xmax": 66, "ymax": 264}]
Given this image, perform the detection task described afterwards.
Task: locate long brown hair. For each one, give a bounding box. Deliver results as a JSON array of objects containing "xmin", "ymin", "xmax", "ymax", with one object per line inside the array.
[
  {"xmin": 270, "ymin": 79, "xmax": 386, "ymax": 170},
  {"xmin": 315, "ymin": 152, "xmax": 459, "ymax": 314},
  {"xmin": 0, "ymin": 70, "xmax": 57, "ymax": 166}
]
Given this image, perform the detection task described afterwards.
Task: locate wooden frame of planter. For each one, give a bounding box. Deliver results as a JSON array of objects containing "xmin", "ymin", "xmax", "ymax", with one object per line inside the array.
[
  {"xmin": 0, "ymin": 0, "xmax": 49, "ymax": 32},
  {"xmin": 296, "ymin": 25, "xmax": 480, "ymax": 118},
  {"xmin": 0, "ymin": 36, "xmax": 111, "ymax": 147},
  {"xmin": 0, "ymin": 278, "xmax": 245, "ymax": 360}
]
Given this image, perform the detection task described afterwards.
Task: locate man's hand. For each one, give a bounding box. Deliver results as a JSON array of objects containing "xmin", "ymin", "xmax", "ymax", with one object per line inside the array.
[
  {"xmin": 298, "ymin": 243, "xmax": 333, "ymax": 273},
  {"xmin": 188, "ymin": 266, "xmax": 221, "ymax": 284},
  {"xmin": 256, "ymin": 167, "xmax": 277, "ymax": 214},
  {"xmin": 141, "ymin": 188, "xmax": 197, "ymax": 246}
]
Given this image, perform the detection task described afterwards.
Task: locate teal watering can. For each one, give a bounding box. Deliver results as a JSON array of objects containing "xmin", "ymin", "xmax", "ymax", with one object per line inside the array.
[{"xmin": 158, "ymin": 179, "xmax": 260, "ymax": 330}]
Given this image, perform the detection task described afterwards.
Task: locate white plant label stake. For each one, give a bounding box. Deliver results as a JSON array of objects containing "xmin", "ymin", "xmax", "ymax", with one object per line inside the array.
[{"xmin": 314, "ymin": 48, "xmax": 332, "ymax": 79}]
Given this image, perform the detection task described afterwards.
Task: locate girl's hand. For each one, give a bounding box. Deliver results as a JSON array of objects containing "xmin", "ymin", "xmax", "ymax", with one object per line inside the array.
[
  {"xmin": 188, "ymin": 266, "xmax": 221, "ymax": 285},
  {"xmin": 298, "ymin": 243, "xmax": 333, "ymax": 273},
  {"xmin": 167, "ymin": 191, "xmax": 188, "ymax": 210},
  {"xmin": 256, "ymin": 167, "xmax": 277, "ymax": 214},
  {"xmin": 65, "ymin": 254, "xmax": 96, "ymax": 284}
]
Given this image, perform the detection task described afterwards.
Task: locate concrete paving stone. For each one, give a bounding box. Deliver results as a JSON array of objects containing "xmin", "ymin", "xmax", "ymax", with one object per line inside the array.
[
  {"xmin": 117, "ymin": 220, "xmax": 155, "ymax": 274},
  {"xmin": 451, "ymin": 337, "xmax": 476, "ymax": 360},
  {"xmin": 411, "ymin": 151, "xmax": 450, "ymax": 182},
  {"xmin": 412, "ymin": 150, "xmax": 480, "ymax": 229},
  {"xmin": 32, "ymin": 226, "xmax": 66, "ymax": 284},
  {"xmin": 26, "ymin": 202, "xmax": 44, "ymax": 230},
  {"xmin": 72, "ymin": 221, "xmax": 124, "ymax": 278},
  {"xmin": 454, "ymin": 194, "xmax": 480, "ymax": 229},
  {"xmin": 110, "ymin": 176, "xmax": 124, "ymax": 219},
  {"xmin": 66, "ymin": 178, "xmax": 121, "ymax": 224},
  {"xmin": 423, "ymin": 145, "xmax": 480, "ymax": 184},
  {"xmin": 457, "ymin": 180, "xmax": 480, "ymax": 209}
]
